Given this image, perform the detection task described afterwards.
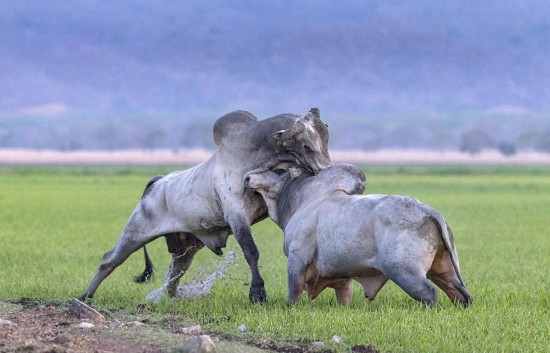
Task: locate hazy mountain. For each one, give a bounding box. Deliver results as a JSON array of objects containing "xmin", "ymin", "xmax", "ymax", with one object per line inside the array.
[{"xmin": 1, "ymin": 0, "xmax": 549, "ymax": 151}]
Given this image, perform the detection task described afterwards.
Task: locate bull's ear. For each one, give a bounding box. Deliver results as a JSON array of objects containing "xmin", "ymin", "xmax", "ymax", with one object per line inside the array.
[
  {"xmin": 289, "ymin": 167, "xmax": 303, "ymax": 179},
  {"xmin": 272, "ymin": 130, "xmax": 285, "ymax": 140}
]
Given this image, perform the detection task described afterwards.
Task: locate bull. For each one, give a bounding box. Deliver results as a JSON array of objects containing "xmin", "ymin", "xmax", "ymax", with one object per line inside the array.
[
  {"xmin": 244, "ymin": 163, "xmax": 473, "ymax": 307},
  {"xmin": 79, "ymin": 108, "xmax": 331, "ymax": 303}
]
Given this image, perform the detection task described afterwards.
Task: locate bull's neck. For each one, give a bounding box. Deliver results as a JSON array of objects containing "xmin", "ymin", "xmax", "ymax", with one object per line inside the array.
[{"xmin": 274, "ymin": 174, "xmax": 312, "ymax": 229}]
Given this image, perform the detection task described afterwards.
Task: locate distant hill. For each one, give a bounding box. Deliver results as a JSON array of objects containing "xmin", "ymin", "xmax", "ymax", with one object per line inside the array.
[{"xmin": 1, "ymin": 0, "xmax": 549, "ymax": 151}]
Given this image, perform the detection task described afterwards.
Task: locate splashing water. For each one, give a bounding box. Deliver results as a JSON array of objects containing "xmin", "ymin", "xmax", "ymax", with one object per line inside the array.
[{"xmin": 146, "ymin": 249, "xmax": 238, "ymax": 303}]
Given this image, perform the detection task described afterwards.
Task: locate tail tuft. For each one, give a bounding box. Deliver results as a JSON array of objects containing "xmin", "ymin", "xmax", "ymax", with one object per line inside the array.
[{"xmin": 134, "ymin": 246, "xmax": 154, "ymax": 283}]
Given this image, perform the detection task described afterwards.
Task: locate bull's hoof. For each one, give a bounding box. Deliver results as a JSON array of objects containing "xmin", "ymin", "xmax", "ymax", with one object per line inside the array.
[
  {"xmin": 459, "ymin": 295, "xmax": 473, "ymax": 308},
  {"xmin": 78, "ymin": 293, "xmax": 93, "ymax": 303},
  {"xmin": 249, "ymin": 287, "xmax": 268, "ymax": 304}
]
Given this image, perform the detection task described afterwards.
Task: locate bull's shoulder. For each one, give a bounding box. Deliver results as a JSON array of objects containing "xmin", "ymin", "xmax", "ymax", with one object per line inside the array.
[
  {"xmin": 213, "ymin": 110, "xmax": 258, "ymax": 146},
  {"xmin": 284, "ymin": 206, "xmax": 319, "ymax": 239}
]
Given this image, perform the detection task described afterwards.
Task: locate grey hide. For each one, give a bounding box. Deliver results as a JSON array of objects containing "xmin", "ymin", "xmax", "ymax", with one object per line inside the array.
[
  {"xmin": 244, "ymin": 163, "xmax": 473, "ymax": 307},
  {"xmin": 79, "ymin": 108, "xmax": 331, "ymax": 303}
]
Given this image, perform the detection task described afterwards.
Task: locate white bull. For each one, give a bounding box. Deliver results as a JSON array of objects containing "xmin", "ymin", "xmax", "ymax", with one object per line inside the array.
[{"xmin": 244, "ymin": 163, "xmax": 473, "ymax": 307}]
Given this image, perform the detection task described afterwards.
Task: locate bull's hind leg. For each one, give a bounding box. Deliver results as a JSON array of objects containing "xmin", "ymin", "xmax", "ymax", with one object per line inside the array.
[
  {"xmin": 428, "ymin": 250, "xmax": 473, "ymax": 307},
  {"xmin": 80, "ymin": 236, "xmax": 153, "ymax": 301},
  {"xmin": 164, "ymin": 233, "xmax": 204, "ymax": 297},
  {"xmin": 79, "ymin": 211, "xmax": 163, "ymax": 301},
  {"xmin": 387, "ymin": 266, "xmax": 438, "ymax": 307}
]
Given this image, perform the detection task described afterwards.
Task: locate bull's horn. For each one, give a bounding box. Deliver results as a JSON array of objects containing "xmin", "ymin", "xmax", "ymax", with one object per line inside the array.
[
  {"xmin": 272, "ymin": 129, "xmax": 286, "ymax": 140},
  {"xmin": 276, "ymin": 120, "xmax": 305, "ymax": 147},
  {"xmin": 304, "ymin": 108, "xmax": 320, "ymax": 121},
  {"xmin": 310, "ymin": 108, "xmax": 320, "ymax": 118}
]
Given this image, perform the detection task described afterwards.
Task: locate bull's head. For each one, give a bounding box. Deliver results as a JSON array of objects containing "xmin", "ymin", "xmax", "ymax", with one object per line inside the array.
[
  {"xmin": 243, "ymin": 161, "xmax": 299, "ymax": 225},
  {"xmin": 272, "ymin": 108, "xmax": 331, "ymax": 174}
]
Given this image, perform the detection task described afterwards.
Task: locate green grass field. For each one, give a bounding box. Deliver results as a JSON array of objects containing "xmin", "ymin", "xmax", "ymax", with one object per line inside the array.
[{"xmin": 1, "ymin": 165, "xmax": 549, "ymax": 352}]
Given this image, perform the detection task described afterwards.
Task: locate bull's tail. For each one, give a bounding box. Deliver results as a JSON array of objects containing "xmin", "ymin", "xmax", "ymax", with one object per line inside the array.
[
  {"xmin": 425, "ymin": 207, "xmax": 466, "ymax": 287},
  {"xmin": 134, "ymin": 246, "xmax": 155, "ymax": 283},
  {"xmin": 141, "ymin": 175, "xmax": 164, "ymax": 198},
  {"xmin": 133, "ymin": 175, "xmax": 164, "ymax": 283}
]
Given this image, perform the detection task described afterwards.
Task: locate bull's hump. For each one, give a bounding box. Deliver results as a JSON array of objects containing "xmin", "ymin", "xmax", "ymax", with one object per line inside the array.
[{"xmin": 213, "ymin": 110, "xmax": 258, "ymax": 146}]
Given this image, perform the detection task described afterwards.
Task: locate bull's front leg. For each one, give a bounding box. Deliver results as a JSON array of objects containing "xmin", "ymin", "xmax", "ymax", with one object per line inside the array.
[
  {"xmin": 286, "ymin": 242, "xmax": 315, "ymax": 305},
  {"xmin": 228, "ymin": 214, "xmax": 267, "ymax": 303},
  {"xmin": 287, "ymin": 265, "xmax": 307, "ymax": 305}
]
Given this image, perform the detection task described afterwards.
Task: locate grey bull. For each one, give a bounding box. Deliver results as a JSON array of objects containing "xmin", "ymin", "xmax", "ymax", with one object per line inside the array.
[
  {"xmin": 244, "ymin": 163, "xmax": 473, "ymax": 307},
  {"xmin": 79, "ymin": 108, "xmax": 331, "ymax": 303}
]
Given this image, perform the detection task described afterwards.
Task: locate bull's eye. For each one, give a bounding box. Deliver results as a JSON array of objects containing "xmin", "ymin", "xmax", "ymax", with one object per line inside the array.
[
  {"xmin": 303, "ymin": 145, "xmax": 312, "ymax": 152},
  {"xmin": 273, "ymin": 169, "xmax": 286, "ymax": 176}
]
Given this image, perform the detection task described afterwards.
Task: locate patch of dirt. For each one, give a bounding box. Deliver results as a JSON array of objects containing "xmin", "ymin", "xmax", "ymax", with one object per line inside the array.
[
  {"xmin": 0, "ymin": 300, "xmax": 380, "ymax": 353},
  {"xmin": 246, "ymin": 339, "xmax": 324, "ymax": 353},
  {"xmin": 0, "ymin": 301, "xmax": 172, "ymax": 353},
  {"xmin": 244, "ymin": 339, "xmax": 379, "ymax": 353},
  {"xmin": 351, "ymin": 345, "xmax": 379, "ymax": 353}
]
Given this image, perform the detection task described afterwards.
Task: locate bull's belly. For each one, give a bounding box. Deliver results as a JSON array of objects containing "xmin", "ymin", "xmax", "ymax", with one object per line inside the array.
[
  {"xmin": 314, "ymin": 236, "xmax": 379, "ymax": 278},
  {"xmin": 304, "ymin": 261, "xmax": 380, "ymax": 300},
  {"xmin": 313, "ymin": 258, "xmax": 380, "ymax": 279},
  {"xmin": 304, "ymin": 276, "xmax": 349, "ymax": 299},
  {"xmin": 184, "ymin": 215, "xmax": 229, "ymax": 233}
]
